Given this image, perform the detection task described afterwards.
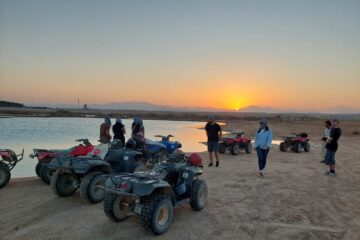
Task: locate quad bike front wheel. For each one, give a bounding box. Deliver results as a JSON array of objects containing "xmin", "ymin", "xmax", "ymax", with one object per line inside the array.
[
  {"xmin": 35, "ymin": 163, "xmax": 42, "ymax": 177},
  {"xmin": 141, "ymin": 195, "xmax": 174, "ymax": 235},
  {"xmin": 80, "ymin": 171, "xmax": 107, "ymax": 204},
  {"xmin": 103, "ymin": 193, "xmax": 131, "ymax": 222},
  {"xmin": 218, "ymin": 143, "xmax": 226, "ymax": 154},
  {"xmin": 230, "ymin": 143, "xmax": 240, "ymax": 155},
  {"xmin": 279, "ymin": 142, "xmax": 288, "ymax": 152},
  {"xmin": 292, "ymin": 143, "xmax": 302, "ymax": 153},
  {"xmin": 303, "ymin": 142, "xmax": 310, "ymax": 152},
  {"xmin": 245, "ymin": 142, "xmax": 253, "ymax": 154},
  {"xmin": 51, "ymin": 169, "xmax": 78, "ymax": 197},
  {"xmin": 40, "ymin": 165, "xmax": 55, "ymax": 185},
  {"xmin": 0, "ymin": 162, "xmax": 11, "ymax": 188},
  {"xmin": 190, "ymin": 179, "xmax": 208, "ymax": 211}
]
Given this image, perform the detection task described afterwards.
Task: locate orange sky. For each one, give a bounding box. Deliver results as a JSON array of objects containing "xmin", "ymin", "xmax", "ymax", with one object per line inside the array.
[{"xmin": 0, "ymin": 1, "xmax": 359, "ymax": 112}]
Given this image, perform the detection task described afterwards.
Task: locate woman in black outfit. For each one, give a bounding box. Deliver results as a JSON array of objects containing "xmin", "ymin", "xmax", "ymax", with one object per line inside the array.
[{"xmin": 112, "ymin": 118, "xmax": 126, "ymax": 146}]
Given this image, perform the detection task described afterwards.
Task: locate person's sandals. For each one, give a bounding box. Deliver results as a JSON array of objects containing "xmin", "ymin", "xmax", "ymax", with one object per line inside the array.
[
  {"xmin": 216, "ymin": 161, "xmax": 219, "ymax": 167},
  {"xmin": 259, "ymin": 172, "xmax": 264, "ymax": 177},
  {"xmin": 208, "ymin": 162, "xmax": 214, "ymax": 167}
]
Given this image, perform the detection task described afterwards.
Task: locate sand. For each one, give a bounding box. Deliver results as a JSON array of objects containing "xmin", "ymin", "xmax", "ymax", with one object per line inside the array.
[{"xmin": 1, "ymin": 120, "xmax": 360, "ymax": 240}]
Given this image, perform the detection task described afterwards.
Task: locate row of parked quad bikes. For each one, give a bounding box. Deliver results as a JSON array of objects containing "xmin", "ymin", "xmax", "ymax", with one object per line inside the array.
[{"xmin": 0, "ymin": 132, "xmax": 310, "ymax": 234}]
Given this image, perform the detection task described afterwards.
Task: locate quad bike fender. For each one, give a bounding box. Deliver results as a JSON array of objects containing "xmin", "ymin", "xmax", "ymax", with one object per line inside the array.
[
  {"xmin": 133, "ymin": 180, "xmax": 172, "ymax": 197},
  {"xmin": 48, "ymin": 157, "xmax": 110, "ymax": 174},
  {"xmin": 103, "ymin": 177, "xmax": 172, "ymax": 198},
  {"xmin": 180, "ymin": 167, "xmax": 203, "ymax": 186},
  {"xmin": 220, "ymin": 138, "xmax": 234, "ymax": 144}
]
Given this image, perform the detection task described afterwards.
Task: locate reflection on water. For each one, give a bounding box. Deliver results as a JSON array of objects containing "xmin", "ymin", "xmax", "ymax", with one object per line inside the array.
[
  {"xmin": 0, "ymin": 117, "xmax": 208, "ymax": 177},
  {"xmin": 271, "ymin": 140, "xmax": 283, "ymax": 146}
]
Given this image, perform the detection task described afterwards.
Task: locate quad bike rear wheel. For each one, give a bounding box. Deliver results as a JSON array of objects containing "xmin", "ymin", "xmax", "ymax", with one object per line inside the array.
[
  {"xmin": 40, "ymin": 165, "xmax": 55, "ymax": 185},
  {"xmin": 218, "ymin": 143, "xmax": 226, "ymax": 154},
  {"xmin": 279, "ymin": 142, "xmax": 287, "ymax": 152},
  {"xmin": 103, "ymin": 193, "xmax": 131, "ymax": 222},
  {"xmin": 51, "ymin": 169, "xmax": 78, "ymax": 197},
  {"xmin": 80, "ymin": 171, "xmax": 107, "ymax": 204},
  {"xmin": 245, "ymin": 142, "xmax": 253, "ymax": 154},
  {"xmin": 0, "ymin": 162, "xmax": 11, "ymax": 188},
  {"xmin": 190, "ymin": 179, "xmax": 208, "ymax": 211},
  {"xmin": 141, "ymin": 195, "xmax": 174, "ymax": 235},
  {"xmin": 303, "ymin": 142, "xmax": 310, "ymax": 152},
  {"xmin": 230, "ymin": 143, "xmax": 240, "ymax": 155},
  {"xmin": 35, "ymin": 163, "xmax": 42, "ymax": 177}
]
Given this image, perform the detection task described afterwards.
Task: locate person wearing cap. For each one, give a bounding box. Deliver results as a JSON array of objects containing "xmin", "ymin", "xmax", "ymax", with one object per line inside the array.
[
  {"xmin": 205, "ymin": 116, "xmax": 222, "ymax": 167},
  {"xmin": 112, "ymin": 117, "xmax": 126, "ymax": 147},
  {"xmin": 320, "ymin": 120, "xmax": 332, "ymax": 163},
  {"xmin": 100, "ymin": 116, "xmax": 112, "ymax": 144},
  {"xmin": 324, "ymin": 118, "xmax": 342, "ymax": 176},
  {"xmin": 254, "ymin": 119, "xmax": 273, "ymax": 176}
]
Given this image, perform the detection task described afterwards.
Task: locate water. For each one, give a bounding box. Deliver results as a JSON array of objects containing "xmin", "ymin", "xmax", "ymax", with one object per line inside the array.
[{"xmin": 0, "ymin": 117, "xmax": 208, "ymax": 178}]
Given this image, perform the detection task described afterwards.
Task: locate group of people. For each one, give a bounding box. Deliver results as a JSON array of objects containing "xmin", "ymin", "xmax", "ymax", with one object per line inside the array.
[
  {"xmin": 99, "ymin": 116, "xmax": 145, "ymax": 147},
  {"xmin": 205, "ymin": 117, "xmax": 342, "ymax": 177},
  {"xmin": 99, "ymin": 115, "xmax": 342, "ymax": 177},
  {"xmin": 204, "ymin": 117, "xmax": 272, "ymax": 176}
]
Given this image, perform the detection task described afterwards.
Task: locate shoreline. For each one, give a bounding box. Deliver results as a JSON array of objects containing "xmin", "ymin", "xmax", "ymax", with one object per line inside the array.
[{"xmin": 2, "ymin": 107, "xmax": 360, "ymax": 122}]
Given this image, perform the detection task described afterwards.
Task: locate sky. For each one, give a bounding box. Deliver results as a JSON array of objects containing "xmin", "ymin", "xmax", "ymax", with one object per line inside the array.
[{"xmin": 0, "ymin": 0, "xmax": 359, "ymax": 111}]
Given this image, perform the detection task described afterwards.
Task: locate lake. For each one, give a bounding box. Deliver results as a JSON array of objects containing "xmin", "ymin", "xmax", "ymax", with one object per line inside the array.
[{"xmin": 0, "ymin": 117, "xmax": 208, "ymax": 178}]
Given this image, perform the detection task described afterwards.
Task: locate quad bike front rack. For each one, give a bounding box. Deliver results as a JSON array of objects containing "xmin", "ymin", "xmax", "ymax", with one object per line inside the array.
[{"xmin": 1, "ymin": 149, "xmax": 24, "ymax": 171}]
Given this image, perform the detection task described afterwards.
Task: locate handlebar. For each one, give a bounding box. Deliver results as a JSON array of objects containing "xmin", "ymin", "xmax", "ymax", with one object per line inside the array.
[
  {"xmin": 154, "ymin": 134, "xmax": 174, "ymax": 138},
  {"xmin": 75, "ymin": 138, "xmax": 92, "ymax": 146},
  {"xmin": 17, "ymin": 149, "xmax": 25, "ymax": 161}
]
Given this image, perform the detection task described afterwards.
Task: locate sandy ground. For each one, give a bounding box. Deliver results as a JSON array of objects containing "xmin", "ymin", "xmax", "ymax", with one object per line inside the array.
[{"xmin": 1, "ymin": 120, "xmax": 360, "ymax": 240}]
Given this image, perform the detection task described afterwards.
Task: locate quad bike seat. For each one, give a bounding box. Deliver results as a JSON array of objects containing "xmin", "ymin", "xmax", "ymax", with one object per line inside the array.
[
  {"xmin": 155, "ymin": 162, "xmax": 186, "ymax": 186},
  {"xmin": 299, "ymin": 133, "xmax": 308, "ymax": 138}
]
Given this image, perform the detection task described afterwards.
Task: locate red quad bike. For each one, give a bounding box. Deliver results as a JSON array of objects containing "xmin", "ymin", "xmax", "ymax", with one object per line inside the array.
[
  {"xmin": 279, "ymin": 133, "xmax": 310, "ymax": 153},
  {"xmin": 0, "ymin": 149, "xmax": 24, "ymax": 188},
  {"xmin": 219, "ymin": 132, "xmax": 253, "ymax": 155},
  {"xmin": 29, "ymin": 139, "xmax": 94, "ymax": 184}
]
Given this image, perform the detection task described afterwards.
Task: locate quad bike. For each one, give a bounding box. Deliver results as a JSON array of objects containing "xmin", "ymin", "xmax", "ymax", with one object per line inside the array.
[
  {"xmin": 101, "ymin": 152, "xmax": 207, "ymax": 235},
  {"xmin": 29, "ymin": 139, "xmax": 94, "ymax": 184},
  {"xmin": 127, "ymin": 137, "xmax": 168, "ymax": 165},
  {"xmin": 0, "ymin": 149, "xmax": 24, "ymax": 188},
  {"xmin": 154, "ymin": 135, "xmax": 182, "ymax": 154},
  {"xmin": 48, "ymin": 140, "xmax": 146, "ymax": 204},
  {"xmin": 279, "ymin": 133, "xmax": 310, "ymax": 153},
  {"xmin": 219, "ymin": 132, "xmax": 253, "ymax": 155}
]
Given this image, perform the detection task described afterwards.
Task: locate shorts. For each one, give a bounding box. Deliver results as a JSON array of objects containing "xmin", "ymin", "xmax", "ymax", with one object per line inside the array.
[
  {"xmin": 207, "ymin": 141, "xmax": 219, "ymax": 153},
  {"xmin": 324, "ymin": 149, "xmax": 336, "ymax": 165}
]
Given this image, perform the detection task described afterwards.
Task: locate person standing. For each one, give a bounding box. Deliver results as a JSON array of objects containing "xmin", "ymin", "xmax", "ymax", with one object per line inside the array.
[
  {"xmin": 325, "ymin": 118, "xmax": 342, "ymax": 176},
  {"xmin": 255, "ymin": 119, "xmax": 273, "ymax": 176},
  {"xmin": 320, "ymin": 120, "xmax": 332, "ymax": 163},
  {"xmin": 205, "ymin": 116, "xmax": 222, "ymax": 167},
  {"xmin": 112, "ymin": 117, "xmax": 126, "ymax": 147},
  {"xmin": 100, "ymin": 116, "xmax": 112, "ymax": 144},
  {"xmin": 131, "ymin": 117, "xmax": 145, "ymax": 148}
]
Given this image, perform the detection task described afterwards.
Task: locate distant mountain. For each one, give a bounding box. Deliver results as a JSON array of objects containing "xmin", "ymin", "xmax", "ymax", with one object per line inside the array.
[
  {"xmin": 30, "ymin": 101, "xmax": 230, "ymax": 112},
  {"xmin": 237, "ymin": 105, "xmax": 295, "ymax": 113},
  {"xmin": 323, "ymin": 106, "xmax": 360, "ymax": 114},
  {"xmin": 0, "ymin": 100, "xmax": 25, "ymax": 108},
  {"xmin": 28, "ymin": 102, "xmax": 360, "ymax": 114},
  {"xmin": 237, "ymin": 105, "xmax": 360, "ymax": 114}
]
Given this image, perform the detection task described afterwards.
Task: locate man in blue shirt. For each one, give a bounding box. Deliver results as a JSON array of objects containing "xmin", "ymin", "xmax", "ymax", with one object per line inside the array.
[{"xmin": 255, "ymin": 119, "xmax": 273, "ymax": 176}]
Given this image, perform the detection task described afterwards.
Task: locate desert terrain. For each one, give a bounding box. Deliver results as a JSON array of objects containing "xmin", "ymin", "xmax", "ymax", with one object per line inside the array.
[{"xmin": 1, "ymin": 120, "xmax": 360, "ymax": 240}]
